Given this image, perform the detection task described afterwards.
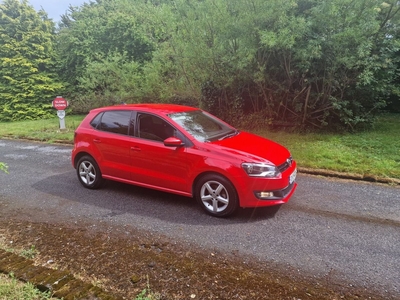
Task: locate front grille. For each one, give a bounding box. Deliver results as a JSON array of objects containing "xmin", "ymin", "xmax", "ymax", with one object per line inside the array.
[{"xmin": 277, "ymin": 156, "xmax": 293, "ymax": 173}]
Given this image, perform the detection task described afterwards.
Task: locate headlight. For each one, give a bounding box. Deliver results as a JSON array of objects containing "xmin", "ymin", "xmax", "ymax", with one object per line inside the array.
[{"xmin": 242, "ymin": 163, "xmax": 280, "ymax": 178}]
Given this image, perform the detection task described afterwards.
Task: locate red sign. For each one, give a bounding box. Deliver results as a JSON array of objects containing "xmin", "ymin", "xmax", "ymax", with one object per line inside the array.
[{"xmin": 52, "ymin": 96, "xmax": 68, "ymax": 110}]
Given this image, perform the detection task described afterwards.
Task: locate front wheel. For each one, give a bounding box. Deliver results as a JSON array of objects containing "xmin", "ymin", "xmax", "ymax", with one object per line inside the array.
[
  {"xmin": 76, "ymin": 155, "xmax": 103, "ymax": 189},
  {"xmin": 194, "ymin": 174, "xmax": 239, "ymax": 217}
]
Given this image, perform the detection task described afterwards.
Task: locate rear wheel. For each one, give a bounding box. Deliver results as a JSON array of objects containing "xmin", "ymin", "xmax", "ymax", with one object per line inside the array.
[
  {"xmin": 76, "ymin": 155, "xmax": 103, "ymax": 189},
  {"xmin": 194, "ymin": 174, "xmax": 239, "ymax": 217}
]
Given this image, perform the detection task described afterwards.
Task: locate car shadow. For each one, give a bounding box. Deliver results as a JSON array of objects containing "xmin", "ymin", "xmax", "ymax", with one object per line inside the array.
[{"xmin": 32, "ymin": 171, "xmax": 282, "ymax": 225}]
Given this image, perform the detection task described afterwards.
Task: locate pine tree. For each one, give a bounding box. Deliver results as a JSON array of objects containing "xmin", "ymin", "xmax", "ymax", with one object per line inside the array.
[{"xmin": 0, "ymin": 0, "xmax": 64, "ymax": 121}]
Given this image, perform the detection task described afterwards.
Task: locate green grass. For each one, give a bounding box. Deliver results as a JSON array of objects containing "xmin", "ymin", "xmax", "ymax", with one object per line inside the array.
[
  {"xmin": 0, "ymin": 113, "xmax": 399, "ymax": 180},
  {"xmin": 0, "ymin": 271, "xmax": 156, "ymax": 300},
  {"xmin": 0, "ymin": 273, "xmax": 55, "ymax": 300},
  {"xmin": 0, "ymin": 115, "xmax": 85, "ymax": 143},
  {"xmin": 20, "ymin": 245, "xmax": 38, "ymax": 260},
  {"xmin": 0, "ymin": 275, "xmax": 157, "ymax": 300},
  {"xmin": 254, "ymin": 113, "xmax": 400, "ymax": 179},
  {"xmin": 0, "ymin": 273, "xmax": 156, "ymax": 300}
]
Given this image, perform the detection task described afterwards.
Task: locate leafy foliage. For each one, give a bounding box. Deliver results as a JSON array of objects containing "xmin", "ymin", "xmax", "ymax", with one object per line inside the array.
[
  {"xmin": 148, "ymin": 0, "xmax": 400, "ymax": 130},
  {"xmin": 2, "ymin": 0, "xmax": 400, "ymax": 129},
  {"xmin": 0, "ymin": 273, "xmax": 53, "ymax": 300},
  {"xmin": 56, "ymin": 0, "xmax": 155, "ymax": 105},
  {"xmin": 0, "ymin": 0, "xmax": 64, "ymax": 121}
]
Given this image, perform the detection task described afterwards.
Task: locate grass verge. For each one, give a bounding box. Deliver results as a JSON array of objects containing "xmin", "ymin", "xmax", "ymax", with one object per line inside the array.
[
  {"xmin": 0, "ymin": 115, "xmax": 84, "ymax": 144},
  {"xmin": 256, "ymin": 113, "xmax": 400, "ymax": 180},
  {"xmin": 0, "ymin": 113, "xmax": 399, "ymax": 180}
]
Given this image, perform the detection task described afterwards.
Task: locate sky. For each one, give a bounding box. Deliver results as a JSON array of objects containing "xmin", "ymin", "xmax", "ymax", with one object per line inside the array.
[{"xmin": 28, "ymin": 0, "xmax": 87, "ymax": 22}]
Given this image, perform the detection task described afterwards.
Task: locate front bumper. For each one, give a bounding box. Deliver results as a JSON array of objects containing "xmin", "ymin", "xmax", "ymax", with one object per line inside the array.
[
  {"xmin": 235, "ymin": 164, "xmax": 297, "ymax": 208},
  {"xmin": 254, "ymin": 181, "xmax": 297, "ymax": 200}
]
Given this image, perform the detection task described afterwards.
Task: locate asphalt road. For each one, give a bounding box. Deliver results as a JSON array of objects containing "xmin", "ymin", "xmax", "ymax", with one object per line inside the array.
[{"xmin": 0, "ymin": 139, "xmax": 399, "ymax": 298}]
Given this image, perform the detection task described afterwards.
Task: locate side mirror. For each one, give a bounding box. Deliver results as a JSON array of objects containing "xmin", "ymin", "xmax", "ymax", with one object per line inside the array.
[{"xmin": 164, "ymin": 137, "xmax": 184, "ymax": 147}]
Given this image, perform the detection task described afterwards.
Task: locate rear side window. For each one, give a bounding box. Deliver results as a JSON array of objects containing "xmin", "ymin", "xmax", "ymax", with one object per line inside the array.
[
  {"xmin": 90, "ymin": 112, "xmax": 103, "ymax": 128},
  {"xmin": 98, "ymin": 111, "xmax": 133, "ymax": 135}
]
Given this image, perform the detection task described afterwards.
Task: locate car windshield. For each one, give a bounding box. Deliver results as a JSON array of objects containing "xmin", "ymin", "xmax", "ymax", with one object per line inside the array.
[{"xmin": 169, "ymin": 110, "xmax": 237, "ymax": 142}]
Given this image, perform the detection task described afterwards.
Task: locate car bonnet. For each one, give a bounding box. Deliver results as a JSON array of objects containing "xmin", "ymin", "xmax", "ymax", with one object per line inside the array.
[{"xmin": 209, "ymin": 131, "xmax": 292, "ymax": 165}]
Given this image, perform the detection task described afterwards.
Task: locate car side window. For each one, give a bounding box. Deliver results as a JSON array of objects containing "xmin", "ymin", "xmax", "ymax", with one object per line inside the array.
[
  {"xmin": 138, "ymin": 114, "xmax": 176, "ymax": 142},
  {"xmin": 98, "ymin": 111, "xmax": 133, "ymax": 135},
  {"xmin": 90, "ymin": 112, "xmax": 103, "ymax": 128}
]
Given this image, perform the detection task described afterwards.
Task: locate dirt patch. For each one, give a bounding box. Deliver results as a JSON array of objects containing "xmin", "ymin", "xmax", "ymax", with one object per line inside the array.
[{"xmin": 0, "ymin": 218, "xmax": 391, "ymax": 300}]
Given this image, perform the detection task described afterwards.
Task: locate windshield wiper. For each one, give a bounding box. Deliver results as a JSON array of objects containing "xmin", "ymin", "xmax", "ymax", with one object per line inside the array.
[{"xmin": 218, "ymin": 130, "xmax": 239, "ymax": 141}]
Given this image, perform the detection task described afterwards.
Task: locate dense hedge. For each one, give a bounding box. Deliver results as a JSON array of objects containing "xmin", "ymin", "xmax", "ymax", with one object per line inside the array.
[{"xmin": 1, "ymin": 0, "xmax": 400, "ymax": 129}]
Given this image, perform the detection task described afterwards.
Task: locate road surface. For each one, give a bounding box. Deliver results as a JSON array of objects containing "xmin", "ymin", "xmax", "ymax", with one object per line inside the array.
[{"xmin": 0, "ymin": 139, "xmax": 399, "ymax": 298}]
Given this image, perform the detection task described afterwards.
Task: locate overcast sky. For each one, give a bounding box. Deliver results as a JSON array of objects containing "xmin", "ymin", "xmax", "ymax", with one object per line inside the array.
[{"xmin": 28, "ymin": 0, "xmax": 87, "ymax": 21}]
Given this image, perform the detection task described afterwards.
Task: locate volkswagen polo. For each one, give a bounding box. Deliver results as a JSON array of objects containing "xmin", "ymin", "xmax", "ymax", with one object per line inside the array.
[{"xmin": 72, "ymin": 104, "xmax": 297, "ymax": 217}]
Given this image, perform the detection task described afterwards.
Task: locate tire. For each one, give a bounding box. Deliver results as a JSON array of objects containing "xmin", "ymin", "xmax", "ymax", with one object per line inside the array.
[
  {"xmin": 76, "ymin": 155, "xmax": 103, "ymax": 189},
  {"xmin": 194, "ymin": 174, "xmax": 239, "ymax": 217}
]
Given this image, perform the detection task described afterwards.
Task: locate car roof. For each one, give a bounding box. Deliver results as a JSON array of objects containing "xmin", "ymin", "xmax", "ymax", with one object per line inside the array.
[{"xmin": 90, "ymin": 103, "xmax": 199, "ymax": 115}]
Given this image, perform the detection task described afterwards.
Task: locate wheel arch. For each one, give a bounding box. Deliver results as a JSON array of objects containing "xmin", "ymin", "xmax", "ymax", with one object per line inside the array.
[{"xmin": 73, "ymin": 151, "xmax": 95, "ymax": 169}]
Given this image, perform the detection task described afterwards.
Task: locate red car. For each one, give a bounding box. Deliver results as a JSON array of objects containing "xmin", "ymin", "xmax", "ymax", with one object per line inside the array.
[{"xmin": 72, "ymin": 104, "xmax": 297, "ymax": 217}]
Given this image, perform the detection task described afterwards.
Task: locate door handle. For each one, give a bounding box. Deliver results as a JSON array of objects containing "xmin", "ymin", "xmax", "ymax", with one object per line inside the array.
[
  {"xmin": 131, "ymin": 146, "xmax": 141, "ymax": 151},
  {"xmin": 93, "ymin": 139, "xmax": 101, "ymax": 143}
]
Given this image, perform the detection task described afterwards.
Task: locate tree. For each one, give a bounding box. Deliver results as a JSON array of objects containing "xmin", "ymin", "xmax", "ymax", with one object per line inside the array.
[
  {"xmin": 151, "ymin": 0, "xmax": 308, "ymax": 120},
  {"xmin": 290, "ymin": 0, "xmax": 400, "ymax": 129},
  {"xmin": 56, "ymin": 0, "xmax": 155, "ymax": 102},
  {"xmin": 72, "ymin": 52, "xmax": 143, "ymax": 112},
  {"xmin": 0, "ymin": 0, "xmax": 63, "ymax": 121},
  {"xmin": 162, "ymin": 0, "xmax": 400, "ymax": 129},
  {"xmin": 54, "ymin": 0, "xmax": 400, "ymax": 130}
]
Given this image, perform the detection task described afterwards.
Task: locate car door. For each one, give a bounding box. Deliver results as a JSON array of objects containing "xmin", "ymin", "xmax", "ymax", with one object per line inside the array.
[
  {"xmin": 91, "ymin": 110, "xmax": 134, "ymax": 181},
  {"xmin": 129, "ymin": 113, "xmax": 196, "ymax": 194}
]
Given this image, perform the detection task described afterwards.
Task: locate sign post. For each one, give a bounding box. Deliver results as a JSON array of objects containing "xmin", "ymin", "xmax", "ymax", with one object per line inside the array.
[{"xmin": 52, "ymin": 96, "xmax": 68, "ymax": 130}]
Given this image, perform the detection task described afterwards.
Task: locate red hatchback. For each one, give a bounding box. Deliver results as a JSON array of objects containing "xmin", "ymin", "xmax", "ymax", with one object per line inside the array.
[{"xmin": 72, "ymin": 104, "xmax": 297, "ymax": 217}]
